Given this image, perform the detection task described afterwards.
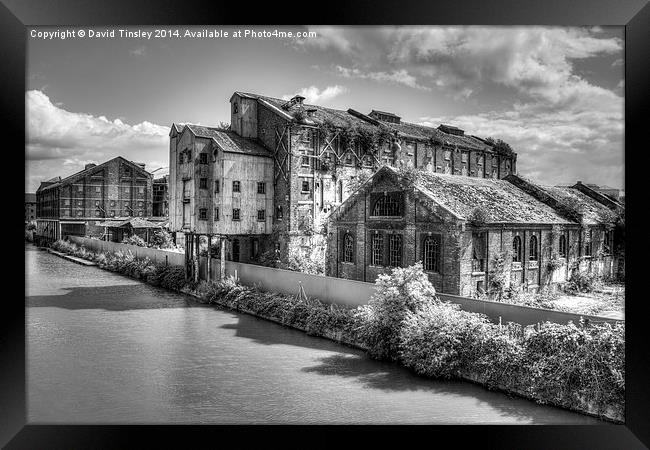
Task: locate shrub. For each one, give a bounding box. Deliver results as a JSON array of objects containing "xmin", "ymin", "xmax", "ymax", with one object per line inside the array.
[
  {"xmin": 149, "ymin": 229, "xmax": 175, "ymax": 249},
  {"xmin": 467, "ymin": 206, "xmax": 489, "ymax": 227},
  {"xmin": 122, "ymin": 235, "xmax": 146, "ymax": 247},
  {"xmin": 355, "ymin": 263, "xmax": 437, "ymax": 361},
  {"xmin": 564, "ymin": 271, "xmax": 600, "ymax": 294}
]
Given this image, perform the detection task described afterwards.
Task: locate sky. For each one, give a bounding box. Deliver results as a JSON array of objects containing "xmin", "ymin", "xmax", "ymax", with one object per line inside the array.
[{"xmin": 26, "ymin": 25, "xmax": 624, "ymax": 192}]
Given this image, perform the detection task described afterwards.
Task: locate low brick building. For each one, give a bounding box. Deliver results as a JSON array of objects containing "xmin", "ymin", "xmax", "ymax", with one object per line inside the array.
[
  {"xmin": 34, "ymin": 157, "xmax": 153, "ymax": 245},
  {"xmin": 326, "ymin": 166, "xmax": 621, "ymax": 297}
]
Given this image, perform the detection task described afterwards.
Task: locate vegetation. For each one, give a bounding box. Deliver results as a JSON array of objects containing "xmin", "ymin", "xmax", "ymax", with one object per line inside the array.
[
  {"xmin": 149, "ymin": 229, "xmax": 176, "ymax": 249},
  {"xmin": 121, "ymin": 235, "xmax": 146, "ymax": 247},
  {"xmin": 48, "ymin": 240, "xmax": 624, "ymax": 421},
  {"xmin": 467, "ymin": 206, "xmax": 489, "ymax": 227},
  {"xmin": 485, "ymin": 137, "xmax": 515, "ymax": 156}
]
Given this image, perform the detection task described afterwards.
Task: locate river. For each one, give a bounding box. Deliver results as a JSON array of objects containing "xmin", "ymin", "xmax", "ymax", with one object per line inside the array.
[{"xmin": 25, "ymin": 244, "xmax": 599, "ymax": 424}]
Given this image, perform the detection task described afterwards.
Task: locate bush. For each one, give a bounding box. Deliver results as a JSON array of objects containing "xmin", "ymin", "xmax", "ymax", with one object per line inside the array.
[
  {"xmin": 355, "ymin": 263, "xmax": 437, "ymax": 361},
  {"xmin": 122, "ymin": 235, "xmax": 146, "ymax": 247},
  {"xmin": 565, "ymin": 270, "xmax": 600, "ymax": 294},
  {"xmin": 149, "ymin": 229, "xmax": 175, "ymax": 249}
]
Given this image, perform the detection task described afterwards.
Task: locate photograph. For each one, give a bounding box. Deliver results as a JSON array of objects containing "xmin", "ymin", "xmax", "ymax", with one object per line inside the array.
[{"xmin": 5, "ymin": 1, "xmax": 649, "ymax": 447}]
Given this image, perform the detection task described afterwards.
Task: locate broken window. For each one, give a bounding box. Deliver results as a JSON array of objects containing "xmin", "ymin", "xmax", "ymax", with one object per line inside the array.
[{"xmin": 372, "ymin": 193, "xmax": 401, "ymax": 217}]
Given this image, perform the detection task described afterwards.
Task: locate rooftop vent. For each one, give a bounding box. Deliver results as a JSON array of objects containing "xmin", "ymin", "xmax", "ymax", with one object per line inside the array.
[
  {"xmin": 368, "ymin": 110, "xmax": 401, "ymax": 124},
  {"xmin": 84, "ymin": 163, "xmax": 97, "ymax": 170},
  {"xmin": 438, "ymin": 124, "xmax": 465, "ymax": 136},
  {"xmin": 282, "ymin": 95, "xmax": 306, "ymax": 110}
]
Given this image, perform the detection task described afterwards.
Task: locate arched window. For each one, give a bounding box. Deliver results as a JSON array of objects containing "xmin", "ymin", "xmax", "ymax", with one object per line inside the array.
[
  {"xmin": 343, "ymin": 233, "xmax": 354, "ymax": 263},
  {"xmin": 423, "ymin": 235, "xmax": 441, "ymax": 272},
  {"xmin": 371, "ymin": 233, "xmax": 383, "ymax": 266},
  {"xmin": 388, "ymin": 234, "xmax": 402, "ymax": 267},
  {"xmin": 372, "ymin": 193, "xmax": 401, "ymax": 217},
  {"xmin": 512, "ymin": 236, "xmax": 522, "ymax": 262},
  {"xmin": 558, "ymin": 235, "xmax": 567, "ymax": 258},
  {"xmin": 529, "ymin": 235, "xmax": 538, "ymax": 261}
]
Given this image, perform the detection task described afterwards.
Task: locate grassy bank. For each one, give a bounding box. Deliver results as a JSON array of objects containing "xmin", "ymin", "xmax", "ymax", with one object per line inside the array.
[{"xmin": 48, "ymin": 239, "xmax": 624, "ymax": 422}]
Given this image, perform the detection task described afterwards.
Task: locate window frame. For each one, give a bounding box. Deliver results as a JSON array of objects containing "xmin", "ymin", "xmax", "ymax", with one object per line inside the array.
[
  {"xmin": 529, "ymin": 234, "xmax": 539, "ymax": 261},
  {"xmin": 232, "ymin": 180, "xmax": 241, "ymax": 193},
  {"xmin": 198, "ymin": 208, "xmax": 208, "ymax": 220},
  {"xmin": 388, "ymin": 234, "xmax": 402, "ymax": 268},
  {"xmin": 232, "ymin": 208, "xmax": 241, "ymax": 221},
  {"xmin": 422, "ymin": 234, "xmax": 441, "ymax": 273},
  {"xmin": 199, "ymin": 178, "xmax": 208, "ymax": 190},
  {"xmin": 512, "ymin": 235, "xmax": 522, "ymax": 263},
  {"xmin": 371, "ymin": 232, "xmax": 384, "ymax": 266},
  {"xmin": 257, "ymin": 209, "xmax": 265, "ymax": 222},
  {"xmin": 558, "ymin": 234, "xmax": 567, "ymax": 258},
  {"xmin": 371, "ymin": 192, "xmax": 402, "ymax": 217},
  {"xmin": 343, "ymin": 233, "xmax": 354, "ymax": 263},
  {"xmin": 257, "ymin": 182, "xmax": 266, "ymax": 194}
]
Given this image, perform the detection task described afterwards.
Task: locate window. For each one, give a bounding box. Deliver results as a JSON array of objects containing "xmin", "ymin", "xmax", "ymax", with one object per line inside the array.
[
  {"xmin": 214, "ymin": 207, "xmax": 219, "ymax": 221},
  {"xmin": 233, "ymin": 181, "xmax": 241, "ymax": 193},
  {"xmin": 343, "ymin": 233, "xmax": 354, "ymax": 263},
  {"xmin": 584, "ymin": 230, "xmax": 592, "ymax": 256},
  {"xmin": 76, "ymin": 210, "xmax": 83, "ymax": 217},
  {"xmin": 257, "ymin": 209, "xmax": 265, "ymax": 221},
  {"xmin": 199, "ymin": 153, "xmax": 208, "ymax": 165},
  {"xmin": 232, "ymin": 239, "xmax": 240, "ymax": 261},
  {"xmin": 423, "ymin": 235, "xmax": 441, "ymax": 272},
  {"xmin": 215, "ymin": 180, "xmax": 220, "ymax": 193},
  {"xmin": 529, "ymin": 235, "xmax": 538, "ymax": 261},
  {"xmin": 302, "ymin": 155, "xmax": 310, "ymax": 167},
  {"xmin": 251, "ymin": 239, "xmax": 259, "ymax": 259},
  {"xmin": 472, "ymin": 232, "xmax": 487, "ymax": 272},
  {"xmin": 77, "ymin": 185, "xmax": 83, "ymax": 192},
  {"xmin": 512, "ymin": 236, "xmax": 522, "ymax": 262},
  {"xmin": 388, "ymin": 234, "xmax": 402, "ymax": 267},
  {"xmin": 232, "ymin": 208, "xmax": 240, "ymax": 221},
  {"xmin": 559, "ymin": 235, "xmax": 567, "ymax": 258},
  {"xmin": 371, "ymin": 233, "xmax": 383, "ymax": 266},
  {"xmin": 95, "ymin": 186, "xmax": 101, "ymax": 193},
  {"xmin": 64, "ymin": 199, "xmax": 70, "ymax": 206},
  {"xmin": 276, "ymin": 205, "xmax": 283, "ymax": 220},
  {"xmin": 372, "ymin": 193, "xmax": 401, "ymax": 217},
  {"xmin": 233, "ymin": 102, "xmax": 238, "ymax": 114},
  {"xmin": 302, "ymin": 180, "xmax": 311, "ymax": 193},
  {"xmin": 199, "ymin": 178, "xmax": 208, "ymax": 189},
  {"xmin": 199, "ymin": 208, "xmax": 207, "ymax": 220},
  {"xmin": 604, "ymin": 230, "xmax": 612, "ymax": 255},
  {"xmin": 257, "ymin": 182, "xmax": 266, "ymax": 194}
]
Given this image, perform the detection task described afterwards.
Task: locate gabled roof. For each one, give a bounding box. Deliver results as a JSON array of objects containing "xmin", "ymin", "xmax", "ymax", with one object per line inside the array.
[
  {"xmin": 183, "ymin": 124, "xmax": 270, "ymax": 157},
  {"xmin": 332, "ymin": 166, "xmax": 572, "ymax": 225},
  {"xmin": 539, "ymin": 185, "xmax": 617, "ymax": 226},
  {"xmin": 38, "ymin": 157, "xmax": 151, "ymax": 193}
]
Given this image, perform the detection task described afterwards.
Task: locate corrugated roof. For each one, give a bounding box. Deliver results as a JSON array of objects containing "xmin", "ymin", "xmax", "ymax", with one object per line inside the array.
[{"xmin": 184, "ymin": 124, "xmax": 270, "ymax": 157}]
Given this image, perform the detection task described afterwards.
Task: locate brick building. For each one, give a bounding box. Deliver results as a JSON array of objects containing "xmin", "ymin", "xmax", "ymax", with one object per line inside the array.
[
  {"xmin": 168, "ymin": 124, "xmax": 274, "ymax": 263},
  {"xmin": 152, "ymin": 174, "xmax": 169, "ymax": 217},
  {"xmin": 326, "ymin": 166, "xmax": 622, "ymax": 296},
  {"xmin": 169, "ymin": 90, "xmax": 519, "ymax": 267},
  {"xmin": 25, "ymin": 193, "xmax": 36, "ymax": 223},
  {"xmin": 34, "ymin": 157, "xmax": 153, "ymax": 245}
]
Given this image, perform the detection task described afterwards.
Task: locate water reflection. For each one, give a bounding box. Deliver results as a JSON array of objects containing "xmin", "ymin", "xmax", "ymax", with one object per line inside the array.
[{"xmin": 25, "ymin": 244, "xmax": 600, "ymax": 424}]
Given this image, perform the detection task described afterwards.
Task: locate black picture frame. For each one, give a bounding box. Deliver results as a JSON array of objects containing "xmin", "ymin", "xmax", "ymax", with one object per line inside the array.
[{"xmin": 6, "ymin": 0, "xmax": 648, "ymax": 448}]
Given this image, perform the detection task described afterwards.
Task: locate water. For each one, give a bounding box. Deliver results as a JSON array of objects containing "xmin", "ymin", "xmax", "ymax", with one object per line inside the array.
[{"xmin": 25, "ymin": 244, "xmax": 600, "ymax": 424}]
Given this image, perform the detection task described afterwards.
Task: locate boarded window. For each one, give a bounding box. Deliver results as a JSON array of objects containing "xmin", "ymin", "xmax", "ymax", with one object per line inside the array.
[
  {"xmin": 371, "ymin": 233, "xmax": 383, "ymax": 266},
  {"xmin": 423, "ymin": 235, "xmax": 441, "ymax": 272}
]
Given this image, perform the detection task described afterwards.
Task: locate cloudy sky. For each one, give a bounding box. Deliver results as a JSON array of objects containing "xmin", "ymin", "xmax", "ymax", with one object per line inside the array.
[{"xmin": 26, "ymin": 25, "xmax": 624, "ymax": 192}]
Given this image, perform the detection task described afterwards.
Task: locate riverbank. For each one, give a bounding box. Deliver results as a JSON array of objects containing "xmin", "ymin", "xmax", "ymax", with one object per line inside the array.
[{"xmin": 45, "ymin": 239, "xmax": 624, "ymax": 423}]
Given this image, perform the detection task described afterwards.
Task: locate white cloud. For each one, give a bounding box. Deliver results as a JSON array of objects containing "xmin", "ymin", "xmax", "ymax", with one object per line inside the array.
[
  {"xmin": 335, "ymin": 66, "xmax": 430, "ymax": 91},
  {"xmin": 26, "ymin": 90, "xmax": 168, "ymax": 191},
  {"xmin": 282, "ymin": 85, "xmax": 348, "ymax": 104}
]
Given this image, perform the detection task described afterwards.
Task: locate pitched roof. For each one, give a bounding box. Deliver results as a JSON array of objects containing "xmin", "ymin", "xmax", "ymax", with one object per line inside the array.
[
  {"xmin": 184, "ymin": 124, "xmax": 270, "ymax": 157},
  {"xmin": 338, "ymin": 166, "xmax": 572, "ymax": 225},
  {"xmin": 539, "ymin": 185, "xmax": 616, "ymax": 225},
  {"xmin": 235, "ymin": 91, "xmax": 503, "ymax": 153},
  {"xmin": 97, "ymin": 217, "xmax": 162, "ymax": 228}
]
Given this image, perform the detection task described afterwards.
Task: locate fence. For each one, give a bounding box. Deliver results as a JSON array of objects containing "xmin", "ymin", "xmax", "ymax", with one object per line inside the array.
[{"xmin": 68, "ymin": 236, "xmax": 622, "ymax": 327}]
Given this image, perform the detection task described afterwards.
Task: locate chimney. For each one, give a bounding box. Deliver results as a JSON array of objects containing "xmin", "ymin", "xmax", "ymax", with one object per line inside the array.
[{"xmin": 84, "ymin": 163, "xmax": 97, "ymax": 170}]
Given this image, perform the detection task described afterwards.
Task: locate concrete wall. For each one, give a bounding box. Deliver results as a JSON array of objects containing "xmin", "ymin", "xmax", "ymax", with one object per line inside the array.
[{"xmin": 69, "ymin": 236, "xmax": 185, "ymax": 267}]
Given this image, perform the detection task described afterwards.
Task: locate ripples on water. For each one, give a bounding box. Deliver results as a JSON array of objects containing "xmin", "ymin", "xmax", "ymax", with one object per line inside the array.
[{"xmin": 25, "ymin": 244, "xmax": 600, "ymax": 424}]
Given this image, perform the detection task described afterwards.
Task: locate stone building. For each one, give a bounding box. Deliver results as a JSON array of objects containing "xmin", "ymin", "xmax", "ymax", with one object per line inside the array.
[
  {"xmin": 34, "ymin": 157, "xmax": 153, "ymax": 245},
  {"xmin": 168, "ymin": 90, "xmax": 518, "ymax": 268},
  {"xmin": 168, "ymin": 123, "xmax": 274, "ymax": 263},
  {"xmin": 326, "ymin": 166, "xmax": 622, "ymax": 297},
  {"xmin": 152, "ymin": 174, "xmax": 169, "ymax": 217},
  {"xmin": 25, "ymin": 193, "xmax": 36, "ymax": 223}
]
